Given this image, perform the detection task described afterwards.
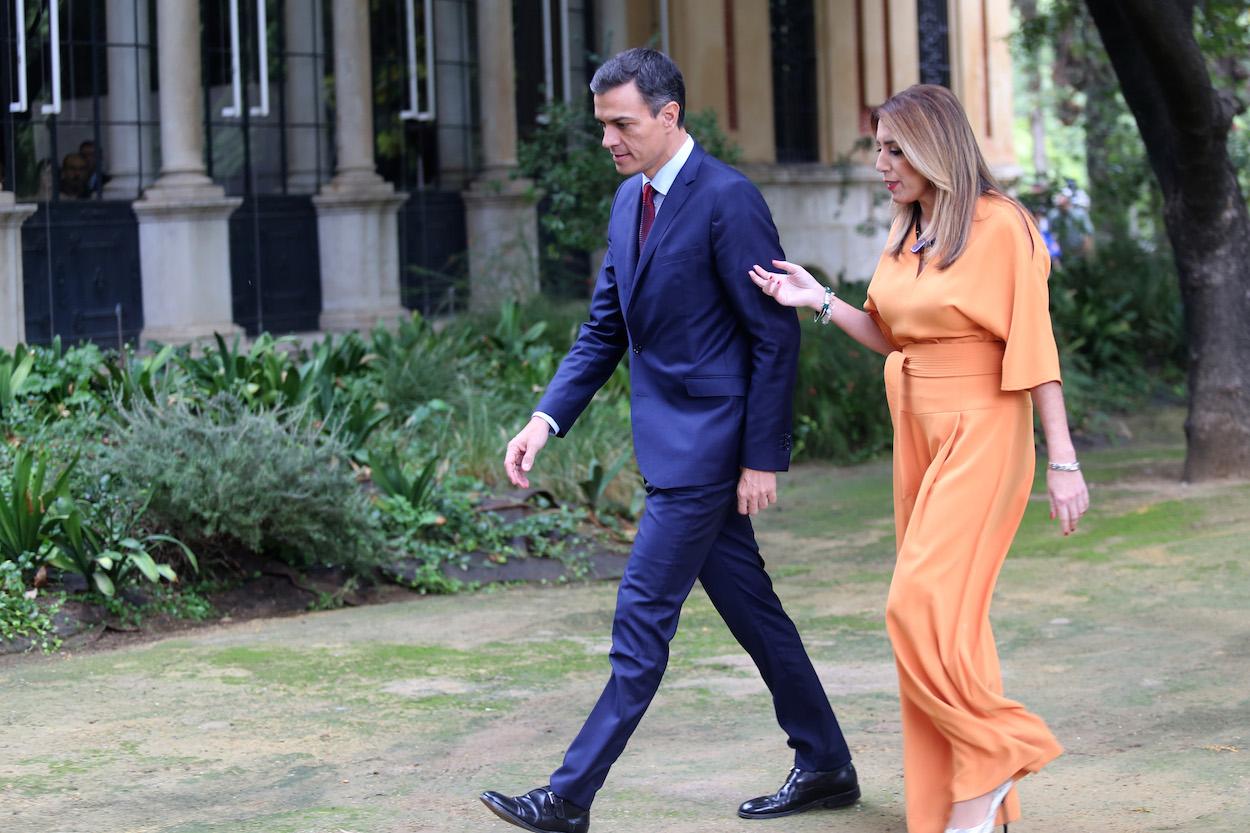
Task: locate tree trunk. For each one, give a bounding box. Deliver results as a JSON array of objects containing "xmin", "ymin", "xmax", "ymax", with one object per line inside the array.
[{"xmin": 1085, "ymin": 0, "xmax": 1250, "ymax": 480}]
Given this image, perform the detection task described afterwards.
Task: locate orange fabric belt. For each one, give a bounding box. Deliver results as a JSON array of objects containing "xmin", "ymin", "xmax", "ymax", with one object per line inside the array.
[{"xmin": 885, "ymin": 341, "xmax": 1012, "ymax": 424}]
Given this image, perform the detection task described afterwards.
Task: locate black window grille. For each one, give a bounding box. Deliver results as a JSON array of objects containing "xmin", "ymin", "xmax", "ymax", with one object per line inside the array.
[
  {"xmin": 770, "ymin": 0, "xmax": 818, "ymax": 163},
  {"xmin": 513, "ymin": 0, "xmax": 593, "ymax": 139},
  {"xmin": 917, "ymin": 0, "xmax": 950, "ymax": 88}
]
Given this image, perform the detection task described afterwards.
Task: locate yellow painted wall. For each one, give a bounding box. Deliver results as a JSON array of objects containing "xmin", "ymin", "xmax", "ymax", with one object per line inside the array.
[
  {"xmin": 729, "ymin": 0, "xmax": 777, "ymax": 162},
  {"xmin": 616, "ymin": 0, "xmax": 1017, "ymax": 170}
]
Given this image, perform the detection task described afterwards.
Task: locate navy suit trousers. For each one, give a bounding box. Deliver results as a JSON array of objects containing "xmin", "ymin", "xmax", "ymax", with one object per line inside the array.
[{"xmin": 549, "ymin": 478, "xmax": 852, "ymax": 808}]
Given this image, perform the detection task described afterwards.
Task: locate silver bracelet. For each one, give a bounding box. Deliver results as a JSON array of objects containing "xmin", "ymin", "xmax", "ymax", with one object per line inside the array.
[{"xmin": 1048, "ymin": 460, "xmax": 1081, "ymax": 472}]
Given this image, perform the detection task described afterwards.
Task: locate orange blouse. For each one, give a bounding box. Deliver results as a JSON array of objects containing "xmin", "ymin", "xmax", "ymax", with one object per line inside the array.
[{"xmin": 863, "ymin": 195, "xmax": 1062, "ymax": 391}]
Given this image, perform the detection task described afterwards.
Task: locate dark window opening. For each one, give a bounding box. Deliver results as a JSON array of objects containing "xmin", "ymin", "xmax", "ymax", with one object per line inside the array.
[{"xmin": 770, "ymin": 0, "xmax": 818, "ymax": 163}]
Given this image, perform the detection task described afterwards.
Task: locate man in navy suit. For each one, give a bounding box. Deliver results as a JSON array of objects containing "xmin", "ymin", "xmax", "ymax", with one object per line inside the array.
[{"xmin": 481, "ymin": 49, "xmax": 858, "ymax": 833}]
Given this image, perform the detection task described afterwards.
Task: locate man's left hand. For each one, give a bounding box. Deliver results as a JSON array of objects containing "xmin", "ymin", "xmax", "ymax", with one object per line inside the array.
[{"xmin": 737, "ymin": 467, "xmax": 778, "ymax": 515}]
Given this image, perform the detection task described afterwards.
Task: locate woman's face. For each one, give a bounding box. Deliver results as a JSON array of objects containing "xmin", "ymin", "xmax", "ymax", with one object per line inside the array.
[{"xmin": 874, "ymin": 121, "xmax": 935, "ymax": 208}]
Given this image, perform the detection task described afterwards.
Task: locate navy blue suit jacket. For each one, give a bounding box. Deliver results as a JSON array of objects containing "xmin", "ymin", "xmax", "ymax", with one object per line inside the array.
[{"xmin": 535, "ymin": 142, "xmax": 800, "ymax": 489}]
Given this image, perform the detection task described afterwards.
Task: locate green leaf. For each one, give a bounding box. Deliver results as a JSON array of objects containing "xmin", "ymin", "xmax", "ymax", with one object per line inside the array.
[
  {"xmin": 46, "ymin": 551, "xmax": 75, "ymax": 571},
  {"xmin": 92, "ymin": 572, "xmax": 116, "ymax": 597},
  {"xmin": 129, "ymin": 551, "xmax": 161, "ymax": 583},
  {"xmin": 146, "ymin": 534, "xmax": 198, "ymax": 572}
]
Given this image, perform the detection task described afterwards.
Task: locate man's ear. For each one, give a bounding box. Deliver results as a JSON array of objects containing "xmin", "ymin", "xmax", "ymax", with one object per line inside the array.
[{"xmin": 661, "ymin": 100, "xmax": 681, "ymax": 129}]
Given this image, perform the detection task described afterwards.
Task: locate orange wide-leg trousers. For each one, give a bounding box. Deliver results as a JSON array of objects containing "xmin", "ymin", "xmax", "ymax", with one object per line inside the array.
[{"xmin": 883, "ymin": 343, "xmax": 1063, "ymax": 833}]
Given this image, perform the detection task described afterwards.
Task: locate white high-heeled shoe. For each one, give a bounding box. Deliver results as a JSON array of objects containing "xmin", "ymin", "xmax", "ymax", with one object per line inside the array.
[{"xmin": 944, "ymin": 778, "xmax": 1013, "ymax": 833}]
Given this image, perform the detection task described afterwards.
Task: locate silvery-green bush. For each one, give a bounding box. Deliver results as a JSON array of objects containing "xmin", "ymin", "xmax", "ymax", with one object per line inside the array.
[{"xmin": 100, "ymin": 393, "xmax": 386, "ymax": 570}]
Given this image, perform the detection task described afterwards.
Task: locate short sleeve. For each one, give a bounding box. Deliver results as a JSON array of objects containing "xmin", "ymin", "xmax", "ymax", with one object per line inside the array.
[{"xmin": 998, "ymin": 207, "xmax": 1062, "ymax": 391}]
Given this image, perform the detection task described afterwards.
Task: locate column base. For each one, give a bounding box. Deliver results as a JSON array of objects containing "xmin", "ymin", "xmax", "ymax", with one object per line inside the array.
[
  {"xmin": 314, "ymin": 183, "xmax": 407, "ymax": 334},
  {"xmin": 139, "ymin": 323, "xmax": 243, "ymax": 346},
  {"xmin": 133, "ymin": 187, "xmax": 243, "ymax": 345},
  {"xmin": 318, "ymin": 307, "xmax": 409, "ymax": 333},
  {"xmin": 463, "ymin": 175, "xmax": 539, "ymax": 311},
  {"xmin": 0, "ymin": 194, "xmax": 37, "ymax": 349}
]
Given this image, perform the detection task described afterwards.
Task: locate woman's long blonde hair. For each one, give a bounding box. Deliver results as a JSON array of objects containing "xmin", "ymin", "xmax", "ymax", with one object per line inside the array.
[{"xmin": 873, "ymin": 84, "xmax": 1021, "ymax": 270}]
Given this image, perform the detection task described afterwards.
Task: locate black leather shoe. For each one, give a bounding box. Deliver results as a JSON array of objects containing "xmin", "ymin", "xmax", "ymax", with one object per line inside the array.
[
  {"xmin": 738, "ymin": 764, "xmax": 861, "ymax": 819},
  {"xmin": 480, "ymin": 785, "xmax": 590, "ymax": 833}
]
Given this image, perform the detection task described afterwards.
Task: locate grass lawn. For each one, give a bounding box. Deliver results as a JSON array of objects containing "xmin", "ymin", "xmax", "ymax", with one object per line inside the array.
[{"xmin": 2, "ymin": 408, "xmax": 1247, "ymax": 833}]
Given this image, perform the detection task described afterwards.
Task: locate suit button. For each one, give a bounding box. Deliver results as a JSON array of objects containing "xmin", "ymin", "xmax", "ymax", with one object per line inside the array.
[{"xmin": 632, "ymin": 344, "xmax": 643, "ymax": 354}]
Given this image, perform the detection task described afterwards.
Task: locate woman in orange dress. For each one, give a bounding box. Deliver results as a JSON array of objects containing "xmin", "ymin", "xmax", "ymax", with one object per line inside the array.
[{"xmin": 749, "ymin": 85, "xmax": 1089, "ymax": 833}]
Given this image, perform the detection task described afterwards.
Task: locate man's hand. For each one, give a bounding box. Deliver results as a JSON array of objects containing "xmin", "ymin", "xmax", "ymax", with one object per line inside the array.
[
  {"xmin": 737, "ymin": 467, "xmax": 778, "ymax": 515},
  {"xmin": 504, "ymin": 417, "xmax": 552, "ymax": 488}
]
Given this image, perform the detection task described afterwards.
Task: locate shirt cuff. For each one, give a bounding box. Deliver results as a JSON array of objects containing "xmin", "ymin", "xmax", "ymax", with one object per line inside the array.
[{"xmin": 532, "ymin": 411, "xmax": 559, "ymax": 435}]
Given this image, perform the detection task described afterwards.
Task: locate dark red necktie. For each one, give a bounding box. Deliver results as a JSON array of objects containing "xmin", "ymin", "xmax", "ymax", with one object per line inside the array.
[{"xmin": 639, "ymin": 183, "xmax": 656, "ymax": 249}]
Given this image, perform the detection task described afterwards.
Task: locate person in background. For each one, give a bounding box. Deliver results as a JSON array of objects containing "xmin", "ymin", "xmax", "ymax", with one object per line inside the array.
[
  {"xmin": 58, "ymin": 153, "xmax": 91, "ymax": 200},
  {"xmin": 79, "ymin": 140, "xmax": 103, "ymax": 194},
  {"xmin": 1047, "ymin": 184, "xmax": 1094, "ymax": 262}
]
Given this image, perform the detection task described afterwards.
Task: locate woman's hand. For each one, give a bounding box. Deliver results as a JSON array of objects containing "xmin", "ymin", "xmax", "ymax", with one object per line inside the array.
[
  {"xmin": 1047, "ymin": 468, "xmax": 1089, "ymax": 536},
  {"xmin": 749, "ymin": 260, "xmax": 825, "ymax": 310}
]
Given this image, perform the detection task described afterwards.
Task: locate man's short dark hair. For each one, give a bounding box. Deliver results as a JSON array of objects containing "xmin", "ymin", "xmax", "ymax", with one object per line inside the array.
[{"xmin": 590, "ymin": 48, "xmax": 686, "ymax": 127}]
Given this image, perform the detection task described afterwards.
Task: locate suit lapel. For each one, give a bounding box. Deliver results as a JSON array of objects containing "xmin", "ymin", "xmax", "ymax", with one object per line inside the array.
[
  {"xmin": 614, "ymin": 176, "xmax": 643, "ymax": 313},
  {"xmin": 627, "ymin": 143, "xmax": 706, "ymax": 315}
]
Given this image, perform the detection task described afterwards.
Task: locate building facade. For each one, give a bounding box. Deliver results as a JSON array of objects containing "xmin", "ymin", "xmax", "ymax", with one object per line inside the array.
[{"xmin": 0, "ymin": 0, "xmax": 1017, "ymax": 348}]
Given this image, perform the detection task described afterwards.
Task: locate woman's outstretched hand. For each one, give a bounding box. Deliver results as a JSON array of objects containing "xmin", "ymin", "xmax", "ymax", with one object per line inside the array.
[{"xmin": 749, "ymin": 260, "xmax": 825, "ymax": 310}]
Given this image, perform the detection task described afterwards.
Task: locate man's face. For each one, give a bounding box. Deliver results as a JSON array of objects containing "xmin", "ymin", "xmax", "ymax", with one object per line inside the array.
[
  {"xmin": 594, "ymin": 81, "xmax": 680, "ymax": 179},
  {"xmin": 79, "ymin": 143, "xmax": 96, "ymax": 170},
  {"xmin": 61, "ymin": 154, "xmax": 88, "ymax": 194}
]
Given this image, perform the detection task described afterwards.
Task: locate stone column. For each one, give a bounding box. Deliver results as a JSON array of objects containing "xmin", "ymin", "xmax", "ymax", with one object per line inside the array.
[
  {"xmin": 103, "ymin": 0, "xmax": 156, "ymax": 198},
  {"xmin": 313, "ymin": 0, "xmax": 407, "ymax": 332},
  {"xmin": 594, "ymin": 0, "xmax": 628, "ymax": 56},
  {"xmin": 464, "ymin": 0, "xmax": 538, "ymax": 311},
  {"xmin": 132, "ymin": 0, "xmax": 241, "ymax": 344},
  {"xmin": 284, "ymin": 0, "xmax": 330, "ymax": 193},
  {"xmin": 0, "ymin": 193, "xmax": 36, "ymax": 349}
]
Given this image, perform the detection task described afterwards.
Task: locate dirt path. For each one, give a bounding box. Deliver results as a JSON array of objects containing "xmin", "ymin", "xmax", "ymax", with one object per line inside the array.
[{"xmin": 2, "ymin": 430, "xmax": 1248, "ymax": 833}]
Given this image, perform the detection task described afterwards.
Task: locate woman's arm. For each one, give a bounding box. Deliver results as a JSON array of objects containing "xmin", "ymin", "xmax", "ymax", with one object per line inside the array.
[
  {"xmin": 749, "ymin": 260, "xmax": 894, "ymax": 355},
  {"xmin": 1031, "ymin": 380, "xmax": 1090, "ymax": 535}
]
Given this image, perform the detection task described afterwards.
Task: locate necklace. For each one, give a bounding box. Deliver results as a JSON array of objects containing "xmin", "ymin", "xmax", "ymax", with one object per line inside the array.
[{"xmin": 909, "ymin": 213, "xmax": 929, "ymax": 254}]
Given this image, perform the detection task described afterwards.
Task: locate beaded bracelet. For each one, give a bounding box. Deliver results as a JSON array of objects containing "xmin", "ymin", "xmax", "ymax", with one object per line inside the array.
[
  {"xmin": 812, "ymin": 286, "xmax": 835, "ymax": 324},
  {"xmin": 1047, "ymin": 460, "xmax": 1082, "ymax": 472}
]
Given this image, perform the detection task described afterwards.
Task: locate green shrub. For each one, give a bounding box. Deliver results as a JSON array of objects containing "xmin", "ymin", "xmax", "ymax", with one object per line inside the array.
[
  {"xmin": 47, "ymin": 488, "xmax": 197, "ymax": 598},
  {"xmin": 371, "ymin": 313, "xmax": 477, "ymax": 416},
  {"xmin": 1049, "ymin": 238, "xmax": 1186, "ymax": 423},
  {"xmin": 377, "ymin": 471, "xmax": 591, "ymax": 593},
  {"xmin": 1050, "ymin": 239, "xmax": 1185, "ymax": 374},
  {"xmin": 791, "ymin": 281, "xmax": 892, "ymax": 463},
  {"xmin": 19, "ymin": 338, "xmax": 110, "ymax": 419},
  {"xmin": 99, "ymin": 393, "xmax": 387, "ymax": 571},
  {"xmin": 0, "ymin": 557, "xmax": 60, "ymax": 652},
  {"xmin": 0, "ymin": 348, "xmax": 34, "ymax": 420},
  {"xmin": 0, "ymin": 448, "xmax": 75, "ymax": 563}
]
